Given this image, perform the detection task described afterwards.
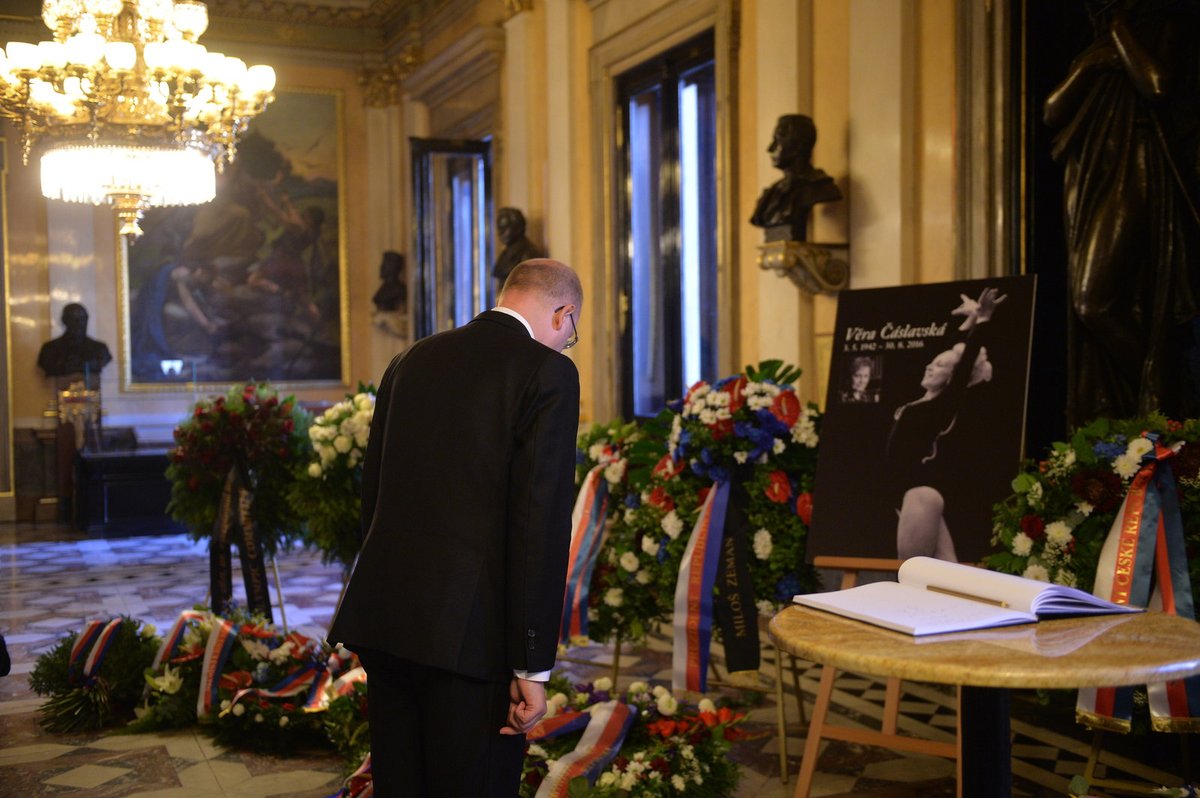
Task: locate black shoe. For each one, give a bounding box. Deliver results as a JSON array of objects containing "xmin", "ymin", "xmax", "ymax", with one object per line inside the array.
[{"xmin": 0, "ymin": 633, "xmax": 10, "ymax": 677}]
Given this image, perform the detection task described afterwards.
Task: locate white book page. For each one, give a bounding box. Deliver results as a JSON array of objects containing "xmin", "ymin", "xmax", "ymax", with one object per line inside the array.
[
  {"xmin": 897, "ymin": 557, "xmax": 1049, "ymax": 614},
  {"xmin": 793, "ymin": 582, "xmax": 1036, "ymax": 636}
]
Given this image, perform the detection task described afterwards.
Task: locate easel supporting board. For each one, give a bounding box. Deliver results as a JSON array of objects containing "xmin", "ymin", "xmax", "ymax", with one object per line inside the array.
[{"xmin": 793, "ymin": 556, "xmax": 959, "ymax": 798}]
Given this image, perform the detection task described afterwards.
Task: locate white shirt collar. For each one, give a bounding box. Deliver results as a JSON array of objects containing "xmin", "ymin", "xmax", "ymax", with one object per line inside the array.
[{"xmin": 492, "ymin": 306, "xmax": 533, "ymax": 338}]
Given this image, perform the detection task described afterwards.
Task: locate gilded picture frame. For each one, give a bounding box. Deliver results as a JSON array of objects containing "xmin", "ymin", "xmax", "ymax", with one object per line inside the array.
[{"xmin": 118, "ymin": 88, "xmax": 348, "ymax": 391}]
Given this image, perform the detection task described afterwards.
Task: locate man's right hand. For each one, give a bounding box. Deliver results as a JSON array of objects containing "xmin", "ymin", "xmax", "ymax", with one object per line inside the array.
[{"xmin": 499, "ymin": 677, "xmax": 546, "ymax": 736}]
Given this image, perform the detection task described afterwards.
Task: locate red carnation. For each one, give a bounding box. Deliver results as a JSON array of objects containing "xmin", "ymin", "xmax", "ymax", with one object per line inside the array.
[
  {"xmin": 697, "ymin": 485, "xmax": 711, "ymax": 506},
  {"xmin": 648, "ymin": 486, "xmax": 675, "ymax": 513},
  {"xmin": 765, "ymin": 471, "xmax": 791, "ymax": 503},
  {"xmin": 770, "ymin": 391, "xmax": 801, "ymax": 427},
  {"xmin": 795, "ymin": 492, "xmax": 813, "ymax": 525},
  {"xmin": 1019, "ymin": 514, "xmax": 1045, "ymax": 540},
  {"xmin": 652, "ymin": 454, "xmax": 682, "ymax": 480}
]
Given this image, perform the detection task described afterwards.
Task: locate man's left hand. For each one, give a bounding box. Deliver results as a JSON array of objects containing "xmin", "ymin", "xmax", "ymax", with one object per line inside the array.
[{"xmin": 499, "ymin": 677, "xmax": 546, "ymax": 735}]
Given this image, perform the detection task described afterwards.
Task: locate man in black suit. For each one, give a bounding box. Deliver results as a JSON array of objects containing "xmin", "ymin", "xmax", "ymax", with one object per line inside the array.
[{"xmin": 328, "ymin": 259, "xmax": 582, "ymax": 796}]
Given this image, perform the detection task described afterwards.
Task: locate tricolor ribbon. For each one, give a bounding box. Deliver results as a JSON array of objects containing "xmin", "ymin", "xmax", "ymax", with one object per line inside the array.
[
  {"xmin": 560, "ymin": 466, "xmax": 610, "ymax": 644},
  {"xmin": 1077, "ymin": 436, "xmax": 1200, "ymax": 733},
  {"xmin": 151, "ymin": 610, "xmax": 209, "ymax": 670},
  {"xmin": 327, "ymin": 754, "xmax": 373, "ymax": 798},
  {"xmin": 534, "ymin": 701, "xmax": 637, "ymax": 798},
  {"xmin": 222, "ymin": 664, "xmax": 323, "ymax": 716},
  {"xmin": 672, "ymin": 480, "xmax": 730, "ymax": 693},
  {"xmin": 198, "ymin": 618, "xmax": 241, "ymax": 717},
  {"xmin": 527, "ymin": 709, "xmax": 590, "ymax": 742},
  {"xmin": 68, "ymin": 618, "xmax": 123, "ymax": 684}
]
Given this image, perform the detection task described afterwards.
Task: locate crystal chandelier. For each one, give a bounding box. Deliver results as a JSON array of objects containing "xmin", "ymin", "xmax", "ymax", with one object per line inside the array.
[{"xmin": 0, "ymin": 0, "xmax": 276, "ymax": 239}]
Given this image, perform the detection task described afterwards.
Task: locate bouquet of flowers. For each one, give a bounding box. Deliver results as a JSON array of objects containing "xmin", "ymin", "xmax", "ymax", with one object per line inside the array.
[
  {"xmin": 29, "ymin": 617, "xmax": 160, "ymax": 733},
  {"xmin": 986, "ymin": 414, "xmax": 1200, "ymax": 607},
  {"xmin": 322, "ymin": 680, "xmax": 371, "ymax": 769},
  {"xmin": 289, "ymin": 385, "xmax": 376, "ymax": 569},
  {"xmin": 520, "ymin": 677, "xmax": 743, "ymax": 797},
  {"xmin": 167, "ymin": 383, "xmax": 311, "ymax": 554}
]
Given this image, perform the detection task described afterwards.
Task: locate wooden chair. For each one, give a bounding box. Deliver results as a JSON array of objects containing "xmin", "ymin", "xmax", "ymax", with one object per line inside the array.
[{"xmin": 792, "ymin": 556, "xmax": 959, "ymax": 798}]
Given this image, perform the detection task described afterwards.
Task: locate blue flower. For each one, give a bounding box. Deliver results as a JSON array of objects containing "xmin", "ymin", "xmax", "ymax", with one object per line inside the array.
[
  {"xmin": 624, "ymin": 492, "xmax": 641, "ymax": 508},
  {"xmin": 657, "ymin": 540, "xmax": 669, "ymax": 563},
  {"xmin": 709, "ymin": 465, "xmax": 730, "ymax": 483},
  {"xmin": 775, "ymin": 573, "xmax": 802, "ymax": 600},
  {"xmin": 1093, "ymin": 440, "xmax": 1125, "ymax": 461},
  {"xmin": 700, "ymin": 448, "xmax": 714, "ymax": 464},
  {"xmin": 667, "ymin": 398, "xmax": 684, "ymax": 413},
  {"xmin": 755, "ymin": 408, "xmax": 791, "ymax": 438},
  {"xmin": 576, "ymin": 449, "xmax": 586, "ymax": 465}
]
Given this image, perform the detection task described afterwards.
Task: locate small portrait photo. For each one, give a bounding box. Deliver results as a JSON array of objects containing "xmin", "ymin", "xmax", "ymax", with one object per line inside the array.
[{"xmin": 839, "ymin": 354, "xmax": 881, "ymax": 403}]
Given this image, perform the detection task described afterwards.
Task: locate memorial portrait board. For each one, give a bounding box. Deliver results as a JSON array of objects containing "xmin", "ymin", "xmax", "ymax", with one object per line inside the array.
[
  {"xmin": 119, "ymin": 89, "xmax": 347, "ymax": 389},
  {"xmin": 808, "ymin": 276, "xmax": 1036, "ymax": 565}
]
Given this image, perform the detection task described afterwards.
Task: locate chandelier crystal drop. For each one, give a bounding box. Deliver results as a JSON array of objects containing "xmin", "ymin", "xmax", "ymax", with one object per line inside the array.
[{"xmin": 0, "ymin": 0, "xmax": 276, "ymax": 239}]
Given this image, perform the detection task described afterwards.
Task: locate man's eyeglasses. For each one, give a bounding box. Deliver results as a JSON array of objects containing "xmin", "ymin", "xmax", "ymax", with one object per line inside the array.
[{"xmin": 554, "ymin": 305, "xmax": 579, "ymax": 350}]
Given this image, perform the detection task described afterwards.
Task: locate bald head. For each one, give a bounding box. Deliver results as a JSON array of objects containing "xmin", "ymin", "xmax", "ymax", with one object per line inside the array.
[
  {"xmin": 499, "ymin": 259, "xmax": 582, "ymax": 308},
  {"xmin": 498, "ymin": 259, "xmax": 583, "ymax": 352}
]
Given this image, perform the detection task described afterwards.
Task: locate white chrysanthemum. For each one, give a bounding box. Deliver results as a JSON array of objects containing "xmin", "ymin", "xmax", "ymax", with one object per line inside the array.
[
  {"xmin": 733, "ymin": 451, "xmax": 749, "ymax": 464},
  {"xmin": 619, "ymin": 551, "xmax": 640, "ymax": 572},
  {"xmin": 1127, "ymin": 437, "xmax": 1154, "ymax": 459},
  {"xmin": 628, "ymin": 681, "xmax": 648, "ymax": 695},
  {"xmin": 1076, "ymin": 501, "xmax": 1094, "ymax": 517},
  {"xmin": 698, "ymin": 698, "xmax": 717, "ymax": 714},
  {"xmin": 623, "ymin": 508, "xmax": 637, "ymax": 524},
  {"xmin": 279, "ymin": 715, "xmax": 290, "ymax": 727},
  {"xmin": 1026, "ymin": 481, "xmax": 1044, "ymax": 506},
  {"xmin": 232, "ymin": 702, "xmax": 245, "ymax": 716},
  {"xmin": 604, "ymin": 588, "xmax": 624, "ymax": 607},
  {"xmin": 1045, "ymin": 521, "xmax": 1073, "ymax": 548},
  {"xmin": 1113, "ymin": 453, "xmax": 1140, "ymax": 479},
  {"xmin": 254, "ymin": 713, "xmax": 264, "ymax": 723},
  {"xmin": 1023, "ymin": 563, "xmax": 1050, "ymax": 582},
  {"xmin": 652, "ymin": 684, "xmax": 669, "ymax": 698},
  {"xmin": 661, "ymin": 510, "xmax": 684, "ymax": 540},
  {"xmin": 307, "ymin": 462, "xmax": 322, "ymax": 478},
  {"xmin": 753, "ymin": 529, "xmax": 773, "ymax": 560},
  {"xmin": 791, "ymin": 410, "xmax": 819, "ymax": 447},
  {"xmin": 772, "ymin": 438, "xmax": 786, "ymax": 455},
  {"xmin": 588, "ymin": 442, "xmax": 608, "ymax": 462},
  {"xmin": 604, "ymin": 459, "xmax": 627, "ymax": 484},
  {"xmin": 1011, "ymin": 532, "xmax": 1033, "ymax": 557},
  {"xmin": 672, "ymin": 775, "xmax": 686, "ymax": 790},
  {"xmin": 593, "ymin": 676, "xmax": 613, "ymax": 692},
  {"xmin": 635, "ymin": 569, "xmax": 652, "ymax": 587},
  {"xmin": 619, "ymin": 772, "xmax": 637, "ymax": 790},
  {"xmin": 699, "ymin": 408, "xmax": 717, "ymax": 425},
  {"xmin": 656, "ymin": 693, "xmax": 678, "ymax": 716}
]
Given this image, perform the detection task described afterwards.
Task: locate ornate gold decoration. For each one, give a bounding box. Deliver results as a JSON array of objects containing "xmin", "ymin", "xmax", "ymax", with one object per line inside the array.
[
  {"xmin": 504, "ymin": 0, "xmax": 532, "ymax": 20},
  {"xmin": 359, "ymin": 44, "xmax": 418, "ymax": 107},
  {"xmin": 757, "ymin": 240, "xmax": 849, "ymax": 294}
]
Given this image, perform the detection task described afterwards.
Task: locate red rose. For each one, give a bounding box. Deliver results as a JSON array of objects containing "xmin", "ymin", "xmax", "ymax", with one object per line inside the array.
[
  {"xmin": 1019, "ymin": 514, "xmax": 1045, "ymax": 540},
  {"xmin": 725, "ymin": 376, "xmax": 747, "ymax": 413},
  {"xmin": 795, "ymin": 492, "xmax": 813, "ymax": 525},
  {"xmin": 770, "ymin": 391, "xmax": 801, "ymax": 427},
  {"xmin": 765, "ymin": 471, "xmax": 791, "ymax": 503},
  {"xmin": 696, "ymin": 485, "xmax": 711, "ymax": 507}
]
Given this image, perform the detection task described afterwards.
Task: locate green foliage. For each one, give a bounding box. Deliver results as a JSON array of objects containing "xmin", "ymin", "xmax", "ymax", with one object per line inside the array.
[
  {"xmin": 166, "ymin": 383, "xmax": 311, "ymax": 554},
  {"xmin": 323, "ymin": 681, "xmax": 371, "ymax": 769},
  {"xmin": 29, "ymin": 618, "xmax": 160, "ymax": 733}
]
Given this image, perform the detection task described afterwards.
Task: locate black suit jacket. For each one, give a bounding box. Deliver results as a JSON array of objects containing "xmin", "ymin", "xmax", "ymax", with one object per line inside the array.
[{"xmin": 327, "ymin": 311, "xmax": 579, "ymax": 680}]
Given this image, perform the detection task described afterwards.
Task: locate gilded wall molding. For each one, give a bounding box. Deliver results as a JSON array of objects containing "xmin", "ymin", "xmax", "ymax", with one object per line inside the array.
[{"xmin": 360, "ymin": 44, "xmax": 421, "ymax": 106}]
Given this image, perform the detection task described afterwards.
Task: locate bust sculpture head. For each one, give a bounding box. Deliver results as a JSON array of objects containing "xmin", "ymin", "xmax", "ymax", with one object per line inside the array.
[
  {"xmin": 37, "ymin": 302, "xmax": 113, "ymax": 378},
  {"xmin": 493, "ymin": 207, "xmax": 543, "ymax": 285},
  {"xmin": 750, "ymin": 114, "xmax": 843, "ymax": 242}
]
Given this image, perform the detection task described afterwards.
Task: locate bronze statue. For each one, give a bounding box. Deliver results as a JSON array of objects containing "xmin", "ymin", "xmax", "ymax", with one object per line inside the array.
[
  {"xmin": 492, "ymin": 207, "xmax": 543, "ymax": 288},
  {"xmin": 750, "ymin": 114, "xmax": 843, "ymax": 242},
  {"xmin": 1045, "ymin": 0, "xmax": 1200, "ymax": 424},
  {"xmin": 37, "ymin": 303, "xmax": 112, "ymax": 378},
  {"xmin": 372, "ymin": 250, "xmax": 408, "ymax": 315}
]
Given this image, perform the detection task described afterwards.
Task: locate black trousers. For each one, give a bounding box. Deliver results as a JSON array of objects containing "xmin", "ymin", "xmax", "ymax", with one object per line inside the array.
[{"xmin": 356, "ymin": 648, "xmax": 525, "ymax": 798}]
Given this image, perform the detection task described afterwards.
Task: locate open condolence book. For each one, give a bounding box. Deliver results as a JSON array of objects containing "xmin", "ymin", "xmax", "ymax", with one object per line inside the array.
[{"xmin": 793, "ymin": 557, "xmax": 1142, "ymax": 636}]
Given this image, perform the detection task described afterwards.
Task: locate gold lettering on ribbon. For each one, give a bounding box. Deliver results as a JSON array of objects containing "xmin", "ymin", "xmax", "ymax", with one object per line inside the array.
[
  {"xmin": 1110, "ymin": 468, "xmax": 1153, "ymax": 605},
  {"xmin": 722, "ymin": 535, "xmax": 747, "ymax": 638}
]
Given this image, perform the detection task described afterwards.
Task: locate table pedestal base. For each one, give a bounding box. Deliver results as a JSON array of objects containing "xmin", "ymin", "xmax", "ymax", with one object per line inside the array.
[{"xmin": 960, "ymin": 686, "xmax": 1012, "ymax": 798}]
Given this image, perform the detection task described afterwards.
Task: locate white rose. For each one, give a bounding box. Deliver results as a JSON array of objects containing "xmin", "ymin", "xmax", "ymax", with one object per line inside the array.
[
  {"xmin": 593, "ymin": 677, "xmax": 613, "ymax": 692},
  {"xmin": 641, "ymin": 536, "xmax": 660, "ymax": 557},
  {"xmin": 599, "ymin": 772, "xmax": 618, "ymax": 788},
  {"xmin": 1011, "ymin": 532, "xmax": 1033, "ymax": 557},
  {"xmin": 635, "ymin": 570, "xmax": 651, "ymax": 584},
  {"xmin": 354, "ymin": 428, "xmax": 370, "ymax": 448},
  {"xmin": 232, "ymin": 703, "xmax": 245, "ymax": 716},
  {"xmin": 254, "ymin": 713, "xmax": 264, "ymax": 723},
  {"xmin": 656, "ymin": 693, "xmax": 678, "ymax": 716},
  {"xmin": 652, "ymin": 685, "xmax": 669, "ymax": 698},
  {"xmin": 604, "ymin": 588, "xmax": 624, "ymax": 607},
  {"xmin": 278, "ymin": 715, "xmax": 289, "ymax": 727},
  {"xmin": 672, "ymin": 775, "xmax": 686, "ymax": 790},
  {"xmin": 307, "ymin": 462, "xmax": 322, "ymax": 478},
  {"xmin": 698, "ymin": 698, "xmax": 717, "ymax": 714},
  {"xmin": 627, "ymin": 681, "xmax": 648, "ymax": 695},
  {"xmin": 333, "ymin": 436, "xmax": 352, "ymax": 454},
  {"xmin": 619, "ymin": 551, "xmax": 640, "ymax": 572}
]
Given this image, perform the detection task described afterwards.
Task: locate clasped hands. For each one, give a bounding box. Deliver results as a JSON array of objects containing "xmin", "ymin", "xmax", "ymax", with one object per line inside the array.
[{"xmin": 952, "ymin": 286, "xmax": 1007, "ymax": 331}]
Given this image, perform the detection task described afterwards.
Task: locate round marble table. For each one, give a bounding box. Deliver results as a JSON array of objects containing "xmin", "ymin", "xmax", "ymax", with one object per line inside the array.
[{"xmin": 769, "ymin": 606, "xmax": 1200, "ymax": 797}]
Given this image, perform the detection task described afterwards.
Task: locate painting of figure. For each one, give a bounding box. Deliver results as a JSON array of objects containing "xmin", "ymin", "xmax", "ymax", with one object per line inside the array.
[{"xmin": 121, "ymin": 89, "xmax": 346, "ymax": 388}]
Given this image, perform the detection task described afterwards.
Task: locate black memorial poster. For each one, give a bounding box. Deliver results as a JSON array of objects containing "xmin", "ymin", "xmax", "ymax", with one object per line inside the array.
[{"xmin": 809, "ymin": 276, "xmax": 1036, "ymax": 565}]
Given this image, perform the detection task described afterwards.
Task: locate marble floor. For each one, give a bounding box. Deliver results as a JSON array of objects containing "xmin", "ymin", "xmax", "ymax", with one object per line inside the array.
[{"xmin": 0, "ymin": 522, "xmax": 1189, "ymax": 797}]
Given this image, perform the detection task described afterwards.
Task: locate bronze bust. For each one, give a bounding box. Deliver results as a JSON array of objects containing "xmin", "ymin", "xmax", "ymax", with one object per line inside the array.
[
  {"xmin": 750, "ymin": 114, "xmax": 843, "ymax": 242},
  {"xmin": 37, "ymin": 303, "xmax": 113, "ymax": 378},
  {"xmin": 492, "ymin": 207, "xmax": 543, "ymax": 288}
]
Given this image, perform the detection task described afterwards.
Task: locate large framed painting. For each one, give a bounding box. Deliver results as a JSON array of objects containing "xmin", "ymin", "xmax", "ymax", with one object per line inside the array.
[
  {"xmin": 0, "ymin": 137, "xmax": 10, "ymax": 497},
  {"xmin": 807, "ymin": 275, "xmax": 1037, "ymax": 565},
  {"xmin": 119, "ymin": 89, "xmax": 347, "ymax": 389}
]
